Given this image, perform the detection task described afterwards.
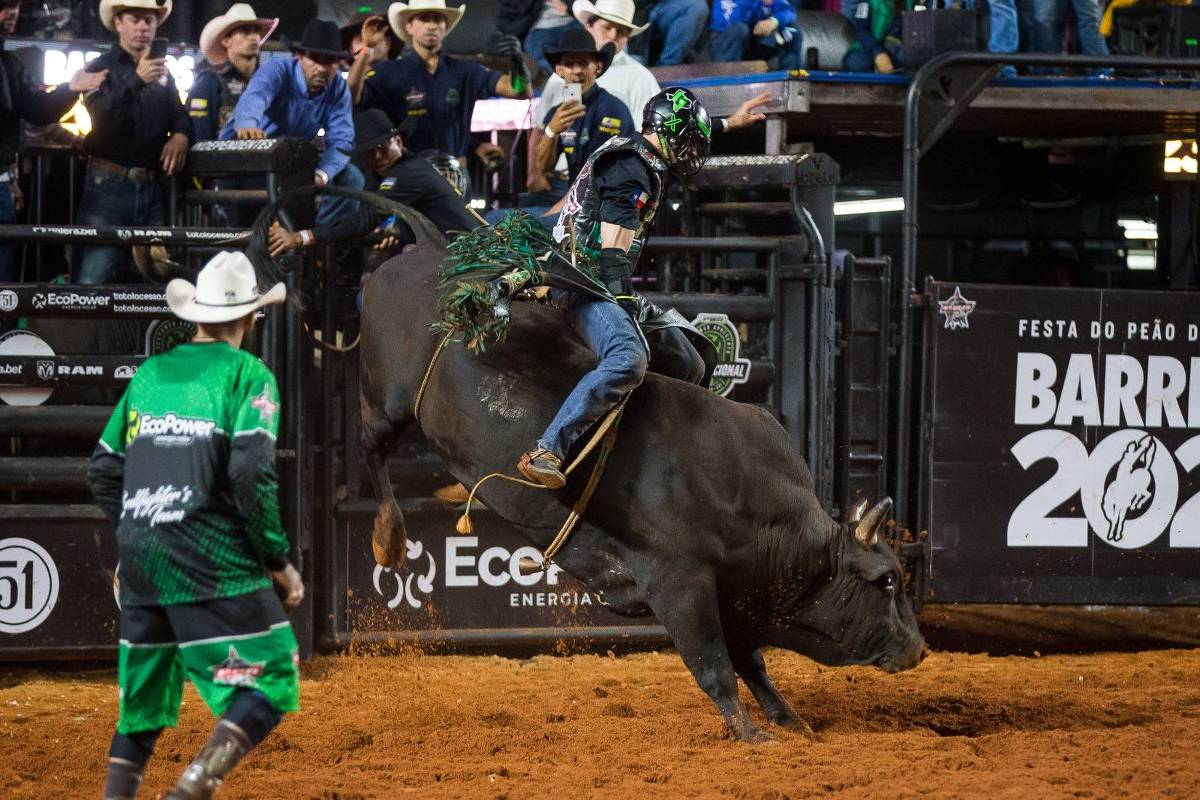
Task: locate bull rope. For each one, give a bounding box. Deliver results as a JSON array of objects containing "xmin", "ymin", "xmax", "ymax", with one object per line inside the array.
[{"xmin": 412, "ymin": 329, "xmax": 625, "ymax": 575}]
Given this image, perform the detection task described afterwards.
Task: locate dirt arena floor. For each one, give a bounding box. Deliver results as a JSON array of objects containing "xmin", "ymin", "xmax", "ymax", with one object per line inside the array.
[{"xmin": 3, "ymin": 605, "xmax": 1200, "ymax": 799}]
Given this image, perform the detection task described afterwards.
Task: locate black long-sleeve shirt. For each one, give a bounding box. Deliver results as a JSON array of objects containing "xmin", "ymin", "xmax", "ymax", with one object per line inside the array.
[
  {"xmin": 82, "ymin": 46, "xmax": 192, "ymax": 170},
  {"xmin": 0, "ymin": 50, "xmax": 78, "ymax": 168}
]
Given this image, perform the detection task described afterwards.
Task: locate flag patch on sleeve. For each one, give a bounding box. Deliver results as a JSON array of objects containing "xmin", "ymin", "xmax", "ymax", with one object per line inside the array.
[
  {"xmin": 630, "ymin": 190, "xmax": 650, "ymax": 208},
  {"xmin": 190, "ymin": 98, "xmax": 208, "ymax": 109},
  {"xmin": 379, "ymin": 177, "xmax": 396, "ymax": 191}
]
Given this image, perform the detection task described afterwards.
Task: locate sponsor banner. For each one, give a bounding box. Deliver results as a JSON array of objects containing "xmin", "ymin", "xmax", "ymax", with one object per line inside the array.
[
  {"xmin": 0, "ymin": 355, "xmax": 144, "ymax": 386},
  {"xmin": 0, "ymin": 522, "xmax": 118, "ymax": 651},
  {"xmin": 342, "ymin": 505, "xmax": 660, "ymax": 635},
  {"xmin": 0, "ymin": 228, "xmax": 244, "ymax": 248},
  {"xmin": 692, "ymin": 313, "xmax": 752, "ymax": 397},
  {"xmin": 0, "ymin": 285, "xmax": 171, "ymax": 318},
  {"xmin": 926, "ymin": 281, "xmax": 1200, "ymax": 604}
]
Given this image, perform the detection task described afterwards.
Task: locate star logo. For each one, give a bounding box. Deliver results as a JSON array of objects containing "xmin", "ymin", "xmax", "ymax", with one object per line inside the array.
[
  {"xmin": 210, "ymin": 645, "xmax": 266, "ymax": 688},
  {"xmin": 937, "ymin": 286, "xmax": 976, "ymax": 330},
  {"xmin": 250, "ymin": 384, "xmax": 278, "ymax": 422}
]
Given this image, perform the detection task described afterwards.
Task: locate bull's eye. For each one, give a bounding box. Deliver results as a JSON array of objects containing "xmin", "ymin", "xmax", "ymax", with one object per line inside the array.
[{"xmin": 875, "ymin": 574, "xmax": 897, "ymax": 593}]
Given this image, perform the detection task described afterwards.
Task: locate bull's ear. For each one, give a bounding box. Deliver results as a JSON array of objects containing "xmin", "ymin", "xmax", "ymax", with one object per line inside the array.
[
  {"xmin": 844, "ymin": 497, "xmax": 869, "ymax": 524},
  {"xmin": 854, "ymin": 497, "xmax": 893, "ymax": 547}
]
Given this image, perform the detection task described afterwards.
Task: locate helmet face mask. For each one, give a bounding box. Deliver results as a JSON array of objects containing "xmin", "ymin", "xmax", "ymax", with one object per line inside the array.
[
  {"xmin": 644, "ymin": 88, "xmax": 712, "ymax": 178},
  {"xmin": 418, "ymin": 149, "xmax": 470, "ymax": 197}
]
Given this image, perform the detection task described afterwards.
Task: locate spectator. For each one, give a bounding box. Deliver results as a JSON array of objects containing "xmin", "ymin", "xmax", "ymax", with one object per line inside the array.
[
  {"xmin": 266, "ymin": 109, "xmax": 481, "ymax": 258},
  {"xmin": 1018, "ymin": 0, "xmax": 1110, "ymax": 73},
  {"xmin": 709, "ymin": 0, "xmax": 804, "ymax": 70},
  {"xmin": 498, "ymin": 0, "xmax": 584, "ymax": 75},
  {"xmin": 532, "ymin": 0, "xmax": 659, "ymax": 199},
  {"xmin": 221, "ymin": 19, "xmax": 362, "ymax": 227},
  {"xmin": 75, "ymin": 0, "xmax": 191, "ymax": 285},
  {"xmin": 190, "ymin": 4, "xmax": 278, "ymax": 142},
  {"xmin": 342, "ymin": 7, "xmax": 402, "ymax": 106},
  {"xmin": 0, "ymin": 0, "xmax": 104, "ymax": 282},
  {"xmin": 512, "ymin": 27, "xmax": 634, "ymax": 223},
  {"xmin": 642, "ymin": 0, "xmax": 709, "ymax": 66},
  {"xmin": 963, "ymin": 0, "xmax": 1017, "ymax": 77},
  {"xmin": 840, "ymin": 0, "xmax": 906, "ymax": 73},
  {"xmin": 350, "ymin": 0, "xmax": 533, "ymax": 173}
]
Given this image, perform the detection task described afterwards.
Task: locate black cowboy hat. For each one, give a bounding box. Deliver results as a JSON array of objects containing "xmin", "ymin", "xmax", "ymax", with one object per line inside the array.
[
  {"xmin": 352, "ymin": 109, "xmax": 417, "ymax": 156},
  {"xmin": 283, "ymin": 19, "xmax": 350, "ymax": 60},
  {"xmin": 544, "ymin": 27, "xmax": 615, "ymax": 73},
  {"xmin": 339, "ymin": 6, "xmax": 404, "ymax": 58}
]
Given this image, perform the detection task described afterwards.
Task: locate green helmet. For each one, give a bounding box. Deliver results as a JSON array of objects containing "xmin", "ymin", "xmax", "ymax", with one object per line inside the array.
[{"xmin": 643, "ymin": 87, "xmax": 712, "ymax": 177}]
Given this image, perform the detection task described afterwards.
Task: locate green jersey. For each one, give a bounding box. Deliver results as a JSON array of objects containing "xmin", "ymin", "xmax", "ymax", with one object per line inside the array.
[{"xmin": 88, "ymin": 342, "xmax": 290, "ymax": 606}]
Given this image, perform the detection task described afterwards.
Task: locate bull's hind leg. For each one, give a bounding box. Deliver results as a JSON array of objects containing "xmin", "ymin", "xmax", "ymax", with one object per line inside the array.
[
  {"xmin": 646, "ymin": 571, "xmax": 769, "ymax": 743},
  {"xmin": 361, "ymin": 411, "xmax": 408, "ymax": 570},
  {"xmin": 728, "ymin": 644, "xmax": 816, "ymax": 738}
]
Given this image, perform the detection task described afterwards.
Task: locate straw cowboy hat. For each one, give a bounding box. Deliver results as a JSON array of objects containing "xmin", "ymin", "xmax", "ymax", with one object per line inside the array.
[
  {"xmin": 387, "ymin": 0, "xmax": 465, "ymax": 42},
  {"xmin": 166, "ymin": 251, "xmax": 285, "ymax": 324},
  {"xmin": 572, "ymin": 0, "xmax": 648, "ymax": 35},
  {"xmin": 199, "ymin": 3, "xmax": 279, "ymax": 65},
  {"xmin": 99, "ymin": 0, "xmax": 172, "ymax": 33}
]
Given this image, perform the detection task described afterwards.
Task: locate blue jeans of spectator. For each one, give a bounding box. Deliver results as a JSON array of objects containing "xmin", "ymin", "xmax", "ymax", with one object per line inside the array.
[
  {"xmin": 649, "ymin": 0, "xmax": 709, "ymax": 65},
  {"xmin": 1059, "ymin": 0, "xmax": 1109, "ymax": 57},
  {"xmin": 0, "ymin": 182, "xmax": 15, "ymax": 282},
  {"xmin": 709, "ymin": 22, "xmax": 805, "ymax": 70},
  {"xmin": 75, "ymin": 168, "xmax": 166, "ymax": 285},
  {"xmin": 538, "ymin": 296, "xmax": 647, "ymax": 458},
  {"xmin": 317, "ymin": 163, "xmax": 364, "ymax": 227},
  {"xmin": 525, "ymin": 21, "xmax": 583, "ymax": 76},
  {"xmin": 965, "ymin": 0, "xmax": 1018, "ymax": 54}
]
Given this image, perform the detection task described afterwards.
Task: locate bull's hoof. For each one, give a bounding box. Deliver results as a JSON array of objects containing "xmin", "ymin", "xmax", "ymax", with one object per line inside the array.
[
  {"xmin": 775, "ymin": 715, "xmax": 820, "ymax": 741},
  {"xmin": 371, "ymin": 501, "xmax": 407, "ymax": 570},
  {"xmin": 728, "ymin": 715, "xmax": 774, "ymax": 744}
]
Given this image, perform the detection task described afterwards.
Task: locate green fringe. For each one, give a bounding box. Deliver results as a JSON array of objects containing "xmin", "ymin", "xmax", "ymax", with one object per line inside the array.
[{"xmin": 433, "ymin": 211, "xmax": 601, "ymax": 353}]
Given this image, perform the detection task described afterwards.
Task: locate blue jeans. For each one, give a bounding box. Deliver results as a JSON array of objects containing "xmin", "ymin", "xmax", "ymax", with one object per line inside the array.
[
  {"xmin": 965, "ymin": 0, "xmax": 1018, "ymax": 55},
  {"xmin": 0, "ymin": 182, "xmax": 15, "ymax": 282},
  {"xmin": 318, "ymin": 163, "xmax": 364, "ymax": 227},
  {"xmin": 538, "ymin": 297, "xmax": 647, "ymax": 458},
  {"xmin": 75, "ymin": 168, "xmax": 166, "ymax": 285},
  {"xmin": 1059, "ymin": 0, "xmax": 1109, "ymax": 57},
  {"xmin": 525, "ymin": 21, "xmax": 583, "ymax": 76},
  {"xmin": 709, "ymin": 21, "xmax": 804, "ymax": 70},
  {"xmin": 649, "ymin": 0, "xmax": 709, "ymax": 65}
]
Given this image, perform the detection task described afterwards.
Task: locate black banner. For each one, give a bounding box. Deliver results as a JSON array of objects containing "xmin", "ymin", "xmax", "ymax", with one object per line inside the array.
[
  {"xmin": 0, "ymin": 284, "xmax": 172, "ymax": 318},
  {"xmin": 0, "ymin": 226, "xmax": 246, "ymax": 247},
  {"xmin": 926, "ymin": 281, "xmax": 1200, "ymax": 604},
  {"xmin": 0, "ymin": 355, "xmax": 145, "ymax": 386},
  {"xmin": 338, "ymin": 504, "xmax": 662, "ymax": 640}
]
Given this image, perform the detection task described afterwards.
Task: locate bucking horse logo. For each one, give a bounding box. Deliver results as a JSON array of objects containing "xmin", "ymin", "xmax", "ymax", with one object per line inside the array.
[{"xmin": 1102, "ymin": 434, "xmax": 1156, "ymax": 542}]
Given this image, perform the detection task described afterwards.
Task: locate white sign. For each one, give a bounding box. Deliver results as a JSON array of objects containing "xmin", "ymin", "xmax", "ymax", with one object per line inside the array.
[{"xmin": 0, "ymin": 538, "xmax": 60, "ymax": 634}]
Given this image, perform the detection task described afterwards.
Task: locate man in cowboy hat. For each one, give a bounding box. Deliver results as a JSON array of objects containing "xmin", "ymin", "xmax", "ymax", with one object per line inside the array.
[
  {"xmin": 504, "ymin": 26, "xmax": 633, "ymax": 223},
  {"xmin": 89, "ymin": 250, "xmax": 303, "ymax": 800},
  {"xmin": 75, "ymin": 0, "xmax": 191, "ymax": 284},
  {"xmin": 188, "ymin": 4, "xmax": 278, "ymax": 142},
  {"xmin": 349, "ymin": 0, "xmax": 532, "ymax": 172},
  {"xmin": 529, "ymin": 0, "xmax": 659, "ymax": 198},
  {"xmin": 221, "ymin": 18, "xmax": 363, "ymax": 226},
  {"xmin": 342, "ymin": 6, "xmax": 402, "ymax": 105},
  {"xmin": 0, "ymin": 0, "xmax": 106, "ymax": 281},
  {"xmin": 266, "ymin": 108, "xmax": 480, "ymax": 258}
]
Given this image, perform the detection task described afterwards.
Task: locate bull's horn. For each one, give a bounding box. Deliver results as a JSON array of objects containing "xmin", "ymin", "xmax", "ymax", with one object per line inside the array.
[
  {"xmin": 854, "ymin": 497, "xmax": 893, "ymax": 547},
  {"xmin": 844, "ymin": 497, "xmax": 869, "ymax": 524}
]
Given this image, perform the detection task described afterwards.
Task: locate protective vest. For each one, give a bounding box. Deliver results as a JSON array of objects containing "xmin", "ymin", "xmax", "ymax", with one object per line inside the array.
[
  {"xmin": 216, "ymin": 63, "xmax": 252, "ymax": 130},
  {"xmin": 552, "ymin": 135, "xmax": 669, "ymax": 267}
]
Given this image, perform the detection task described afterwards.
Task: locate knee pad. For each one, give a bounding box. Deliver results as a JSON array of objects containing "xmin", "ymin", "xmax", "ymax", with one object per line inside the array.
[{"xmin": 223, "ymin": 690, "xmax": 284, "ymax": 747}]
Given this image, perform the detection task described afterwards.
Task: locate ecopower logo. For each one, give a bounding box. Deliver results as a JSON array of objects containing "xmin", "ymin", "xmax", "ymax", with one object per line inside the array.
[{"xmin": 1008, "ymin": 319, "xmax": 1200, "ymax": 550}]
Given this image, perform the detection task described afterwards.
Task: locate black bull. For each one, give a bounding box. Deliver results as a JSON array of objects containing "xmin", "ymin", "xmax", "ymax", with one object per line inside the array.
[{"xmin": 356, "ymin": 221, "xmax": 927, "ymax": 742}]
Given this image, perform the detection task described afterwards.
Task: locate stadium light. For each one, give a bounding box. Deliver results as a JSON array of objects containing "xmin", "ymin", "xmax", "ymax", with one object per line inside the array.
[
  {"xmin": 1163, "ymin": 140, "xmax": 1197, "ymax": 176},
  {"xmin": 833, "ymin": 197, "xmax": 905, "ymax": 216},
  {"xmin": 1117, "ymin": 218, "xmax": 1158, "ymax": 241}
]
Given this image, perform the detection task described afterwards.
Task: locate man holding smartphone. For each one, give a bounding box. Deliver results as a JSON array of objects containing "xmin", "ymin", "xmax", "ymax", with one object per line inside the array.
[{"xmin": 77, "ymin": 0, "xmax": 191, "ymax": 284}]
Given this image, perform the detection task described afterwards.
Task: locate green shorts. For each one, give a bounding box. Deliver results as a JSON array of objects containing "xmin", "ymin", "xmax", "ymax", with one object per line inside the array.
[{"xmin": 116, "ymin": 587, "xmax": 300, "ymax": 734}]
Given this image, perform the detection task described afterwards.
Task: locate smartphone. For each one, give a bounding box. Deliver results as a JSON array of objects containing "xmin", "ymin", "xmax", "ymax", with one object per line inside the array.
[
  {"xmin": 149, "ymin": 38, "xmax": 168, "ymax": 60},
  {"xmin": 563, "ymin": 83, "xmax": 582, "ymax": 104}
]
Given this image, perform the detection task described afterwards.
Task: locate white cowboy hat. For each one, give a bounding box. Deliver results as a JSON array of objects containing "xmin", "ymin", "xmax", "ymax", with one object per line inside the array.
[
  {"xmin": 387, "ymin": 0, "xmax": 465, "ymax": 42},
  {"xmin": 199, "ymin": 3, "xmax": 279, "ymax": 65},
  {"xmin": 572, "ymin": 0, "xmax": 648, "ymax": 35},
  {"xmin": 99, "ymin": 0, "xmax": 173, "ymax": 33},
  {"xmin": 166, "ymin": 251, "xmax": 286, "ymax": 324}
]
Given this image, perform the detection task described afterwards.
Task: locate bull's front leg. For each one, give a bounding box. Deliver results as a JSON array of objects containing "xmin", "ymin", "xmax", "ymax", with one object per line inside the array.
[
  {"xmin": 646, "ymin": 571, "xmax": 768, "ymax": 743},
  {"xmin": 728, "ymin": 644, "xmax": 816, "ymax": 738}
]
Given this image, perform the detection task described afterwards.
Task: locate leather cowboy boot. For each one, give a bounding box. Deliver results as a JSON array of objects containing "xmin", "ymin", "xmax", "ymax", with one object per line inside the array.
[{"xmin": 518, "ymin": 447, "xmax": 565, "ymax": 489}]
